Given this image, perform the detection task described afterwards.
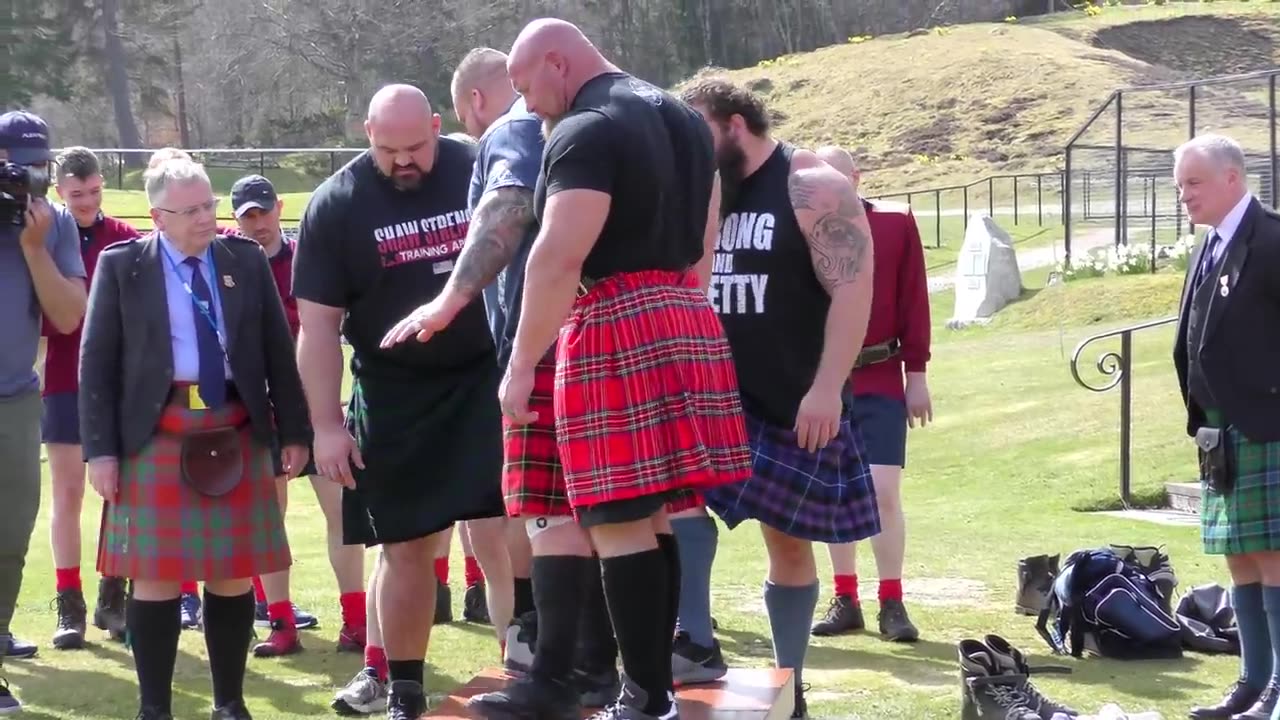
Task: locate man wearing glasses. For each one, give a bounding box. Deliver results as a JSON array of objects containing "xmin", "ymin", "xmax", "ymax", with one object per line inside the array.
[
  {"xmin": 0, "ymin": 110, "xmax": 87, "ymax": 714},
  {"xmin": 79, "ymin": 153, "xmax": 310, "ymax": 720}
]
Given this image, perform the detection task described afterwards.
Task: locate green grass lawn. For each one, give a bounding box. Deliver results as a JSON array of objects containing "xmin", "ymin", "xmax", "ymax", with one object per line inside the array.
[{"xmin": 5, "ymin": 272, "xmax": 1233, "ymax": 719}]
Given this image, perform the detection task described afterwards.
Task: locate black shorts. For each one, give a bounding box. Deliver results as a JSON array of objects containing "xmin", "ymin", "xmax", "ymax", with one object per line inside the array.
[
  {"xmin": 41, "ymin": 391, "xmax": 80, "ymax": 445},
  {"xmin": 851, "ymin": 393, "xmax": 908, "ymax": 468},
  {"xmin": 576, "ymin": 489, "xmax": 686, "ymax": 529},
  {"xmin": 342, "ymin": 362, "xmax": 506, "ymax": 547}
]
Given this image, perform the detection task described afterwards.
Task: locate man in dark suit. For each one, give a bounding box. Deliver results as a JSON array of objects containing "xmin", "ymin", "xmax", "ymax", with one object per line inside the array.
[
  {"xmin": 79, "ymin": 153, "xmax": 311, "ymax": 720},
  {"xmin": 1176, "ymin": 133, "xmax": 1280, "ymax": 720}
]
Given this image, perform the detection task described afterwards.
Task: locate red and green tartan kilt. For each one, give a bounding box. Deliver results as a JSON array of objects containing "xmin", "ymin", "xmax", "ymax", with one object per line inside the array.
[
  {"xmin": 1200, "ymin": 407, "xmax": 1280, "ymax": 555},
  {"xmin": 503, "ymin": 353, "xmax": 571, "ymax": 517},
  {"xmin": 96, "ymin": 396, "xmax": 291, "ymax": 582},
  {"xmin": 554, "ymin": 270, "xmax": 753, "ymax": 510}
]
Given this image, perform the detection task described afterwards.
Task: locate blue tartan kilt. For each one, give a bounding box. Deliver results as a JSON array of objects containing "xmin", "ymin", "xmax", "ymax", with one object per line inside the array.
[{"xmin": 703, "ymin": 404, "xmax": 882, "ymax": 543}]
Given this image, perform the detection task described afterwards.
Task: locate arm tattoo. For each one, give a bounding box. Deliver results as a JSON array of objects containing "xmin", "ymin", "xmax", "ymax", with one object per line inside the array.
[
  {"xmin": 451, "ymin": 187, "xmax": 536, "ymax": 297},
  {"xmin": 788, "ymin": 170, "xmax": 870, "ymax": 291}
]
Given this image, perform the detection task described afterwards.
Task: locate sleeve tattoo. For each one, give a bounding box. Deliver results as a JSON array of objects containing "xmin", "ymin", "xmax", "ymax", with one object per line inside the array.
[
  {"xmin": 788, "ymin": 171, "xmax": 870, "ymax": 292},
  {"xmin": 451, "ymin": 187, "xmax": 536, "ymax": 297}
]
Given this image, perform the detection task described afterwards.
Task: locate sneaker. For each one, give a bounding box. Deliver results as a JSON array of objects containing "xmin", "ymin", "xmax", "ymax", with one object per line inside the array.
[
  {"xmin": 503, "ymin": 612, "xmax": 536, "ymax": 673},
  {"xmin": 252, "ymin": 621, "xmax": 302, "ymax": 658},
  {"xmin": 983, "ymin": 635, "xmax": 1075, "ymax": 719},
  {"xmin": 573, "ymin": 666, "xmax": 622, "ymax": 708},
  {"xmin": 210, "ymin": 699, "xmax": 253, "ymax": 720},
  {"xmin": 179, "ymin": 592, "xmax": 202, "ymax": 630},
  {"xmin": 671, "ymin": 631, "xmax": 727, "ymax": 686},
  {"xmin": 0, "ymin": 677, "xmax": 21, "ymax": 715},
  {"xmin": 464, "ymin": 582, "xmax": 490, "ymax": 624},
  {"xmin": 811, "ymin": 595, "xmax": 864, "ymax": 636},
  {"xmin": 386, "ymin": 680, "xmax": 428, "ymax": 720},
  {"xmin": 331, "ymin": 667, "xmax": 388, "ymax": 716},
  {"xmin": 434, "ymin": 581, "xmax": 453, "ymax": 624},
  {"xmin": 52, "ymin": 588, "xmax": 88, "ymax": 650},
  {"xmin": 958, "ymin": 639, "xmax": 1040, "ymax": 720},
  {"xmin": 254, "ymin": 602, "xmax": 318, "ymax": 630},
  {"xmin": 877, "ymin": 599, "xmax": 919, "ymax": 642},
  {"xmin": 587, "ymin": 677, "xmax": 677, "ymax": 720},
  {"xmin": 94, "ymin": 576, "xmax": 129, "ymax": 641},
  {"xmin": 0, "ymin": 636, "xmax": 36, "ymax": 660},
  {"xmin": 336, "ymin": 623, "xmax": 366, "ymax": 653},
  {"xmin": 467, "ymin": 673, "xmax": 580, "ymax": 720}
]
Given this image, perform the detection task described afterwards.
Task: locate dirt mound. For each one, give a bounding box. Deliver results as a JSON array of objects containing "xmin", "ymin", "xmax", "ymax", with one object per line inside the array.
[{"xmin": 1091, "ymin": 15, "xmax": 1280, "ymax": 80}]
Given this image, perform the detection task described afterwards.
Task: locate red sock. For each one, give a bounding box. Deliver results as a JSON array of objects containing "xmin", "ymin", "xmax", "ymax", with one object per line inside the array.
[
  {"xmin": 268, "ymin": 600, "xmax": 296, "ymax": 630},
  {"xmin": 252, "ymin": 576, "xmax": 267, "ymax": 604},
  {"xmin": 181, "ymin": 581, "xmax": 199, "ymax": 595},
  {"xmin": 340, "ymin": 591, "xmax": 366, "ymax": 628},
  {"xmin": 434, "ymin": 557, "xmax": 449, "ymax": 584},
  {"xmin": 55, "ymin": 567, "xmax": 82, "ymax": 593},
  {"xmin": 879, "ymin": 578, "xmax": 904, "ymax": 603},
  {"xmin": 365, "ymin": 645, "xmax": 389, "ymax": 682},
  {"xmin": 464, "ymin": 556, "xmax": 484, "ymax": 587},
  {"xmin": 834, "ymin": 574, "xmax": 858, "ymax": 603}
]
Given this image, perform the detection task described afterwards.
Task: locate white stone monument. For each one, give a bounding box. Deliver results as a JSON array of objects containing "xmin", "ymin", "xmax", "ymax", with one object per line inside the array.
[{"xmin": 947, "ymin": 213, "xmax": 1023, "ymax": 329}]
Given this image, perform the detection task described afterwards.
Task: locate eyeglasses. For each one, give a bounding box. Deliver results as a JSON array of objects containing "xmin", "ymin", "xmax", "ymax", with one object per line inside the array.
[{"xmin": 156, "ymin": 198, "xmax": 219, "ymax": 219}]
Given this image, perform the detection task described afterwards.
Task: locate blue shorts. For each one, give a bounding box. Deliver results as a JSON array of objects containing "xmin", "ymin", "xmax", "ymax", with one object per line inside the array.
[
  {"xmin": 41, "ymin": 391, "xmax": 80, "ymax": 445},
  {"xmin": 850, "ymin": 393, "xmax": 907, "ymax": 468}
]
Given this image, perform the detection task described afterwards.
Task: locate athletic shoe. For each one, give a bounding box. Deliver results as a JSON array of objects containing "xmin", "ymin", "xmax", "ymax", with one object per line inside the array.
[
  {"xmin": 336, "ymin": 623, "xmax": 366, "ymax": 653},
  {"xmin": 331, "ymin": 668, "xmax": 388, "ymax": 716},
  {"xmin": 467, "ymin": 673, "xmax": 580, "ymax": 720},
  {"xmin": 254, "ymin": 601, "xmax": 318, "ymax": 630},
  {"xmin": 385, "ymin": 680, "xmax": 428, "ymax": 720},
  {"xmin": 252, "ymin": 620, "xmax": 302, "ymax": 658},
  {"xmin": 0, "ymin": 677, "xmax": 20, "ymax": 715},
  {"xmin": 671, "ymin": 631, "xmax": 727, "ymax": 686},
  {"xmin": 179, "ymin": 592, "xmax": 202, "ymax": 630}
]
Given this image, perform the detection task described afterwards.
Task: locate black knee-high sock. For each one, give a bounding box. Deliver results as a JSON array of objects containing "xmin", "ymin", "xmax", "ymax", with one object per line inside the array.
[
  {"xmin": 656, "ymin": 534, "xmax": 681, "ymax": 690},
  {"xmin": 127, "ymin": 597, "xmax": 182, "ymax": 713},
  {"xmin": 575, "ymin": 556, "xmax": 618, "ymax": 673},
  {"xmin": 530, "ymin": 556, "xmax": 591, "ymax": 681},
  {"xmin": 601, "ymin": 548, "xmax": 671, "ymax": 715},
  {"xmin": 514, "ymin": 576, "xmax": 536, "ymax": 619},
  {"xmin": 202, "ymin": 589, "xmax": 255, "ymax": 708}
]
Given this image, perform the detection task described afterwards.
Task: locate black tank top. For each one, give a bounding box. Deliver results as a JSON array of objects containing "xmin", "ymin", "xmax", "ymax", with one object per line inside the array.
[{"xmin": 711, "ymin": 142, "xmax": 829, "ymax": 428}]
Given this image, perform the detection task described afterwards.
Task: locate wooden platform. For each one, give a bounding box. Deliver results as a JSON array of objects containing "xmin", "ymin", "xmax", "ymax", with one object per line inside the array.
[{"xmin": 426, "ymin": 667, "xmax": 795, "ymax": 720}]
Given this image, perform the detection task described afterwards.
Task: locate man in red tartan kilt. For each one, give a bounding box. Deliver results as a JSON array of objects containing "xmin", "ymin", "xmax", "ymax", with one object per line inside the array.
[
  {"xmin": 481, "ymin": 19, "xmax": 752, "ymax": 720},
  {"xmin": 676, "ymin": 78, "xmax": 882, "ymax": 719},
  {"xmin": 79, "ymin": 154, "xmax": 311, "ymax": 720}
]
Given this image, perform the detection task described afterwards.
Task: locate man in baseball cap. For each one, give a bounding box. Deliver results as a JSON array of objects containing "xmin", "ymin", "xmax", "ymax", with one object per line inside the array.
[
  {"xmin": 0, "ymin": 109, "xmax": 87, "ymax": 714},
  {"xmin": 230, "ymin": 175, "xmax": 278, "ymax": 219}
]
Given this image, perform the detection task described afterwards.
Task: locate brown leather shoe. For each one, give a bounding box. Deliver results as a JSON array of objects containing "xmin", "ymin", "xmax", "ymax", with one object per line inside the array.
[{"xmin": 1189, "ymin": 680, "xmax": 1262, "ymax": 719}]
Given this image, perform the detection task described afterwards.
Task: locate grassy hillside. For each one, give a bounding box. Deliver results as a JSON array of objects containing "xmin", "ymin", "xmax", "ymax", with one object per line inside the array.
[{"xmin": 702, "ymin": 1, "xmax": 1280, "ymax": 195}]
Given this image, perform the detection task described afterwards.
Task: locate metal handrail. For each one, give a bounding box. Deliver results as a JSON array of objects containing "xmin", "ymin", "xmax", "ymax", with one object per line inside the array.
[{"xmin": 1069, "ymin": 315, "xmax": 1179, "ymax": 506}]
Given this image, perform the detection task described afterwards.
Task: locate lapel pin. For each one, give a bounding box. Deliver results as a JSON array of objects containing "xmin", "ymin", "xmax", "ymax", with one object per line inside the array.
[
  {"xmin": 1219, "ymin": 275, "xmax": 1230, "ymax": 298},
  {"xmin": 223, "ymin": 275, "xmax": 235, "ymax": 288}
]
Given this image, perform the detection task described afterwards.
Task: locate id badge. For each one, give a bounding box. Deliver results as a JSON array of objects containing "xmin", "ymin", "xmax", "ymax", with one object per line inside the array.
[{"xmin": 189, "ymin": 385, "xmax": 207, "ymax": 410}]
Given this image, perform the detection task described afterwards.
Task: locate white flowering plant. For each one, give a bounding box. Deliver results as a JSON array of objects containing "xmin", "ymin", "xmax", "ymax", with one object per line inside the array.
[
  {"xmin": 1104, "ymin": 242, "xmax": 1151, "ymax": 276},
  {"xmin": 1165, "ymin": 235, "xmax": 1196, "ymax": 273}
]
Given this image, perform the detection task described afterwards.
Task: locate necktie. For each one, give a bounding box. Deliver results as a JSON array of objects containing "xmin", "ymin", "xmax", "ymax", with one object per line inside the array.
[
  {"xmin": 1194, "ymin": 231, "xmax": 1221, "ymax": 291},
  {"xmin": 183, "ymin": 256, "xmax": 227, "ymax": 409}
]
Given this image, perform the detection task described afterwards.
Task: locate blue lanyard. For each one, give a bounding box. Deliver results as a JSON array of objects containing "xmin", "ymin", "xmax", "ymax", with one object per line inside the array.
[{"xmin": 159, "ymin": 241, "xmax": 230, "ymax": 359}]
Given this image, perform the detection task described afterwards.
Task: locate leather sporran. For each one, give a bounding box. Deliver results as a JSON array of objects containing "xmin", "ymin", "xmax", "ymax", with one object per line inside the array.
[
  {"xmin": 1196, "ymin": 426, "xmax": 1234, "ymax": 494},
  {"xmin": 180, "ymin": 427, "xmax": 243, "ymax": 497}
]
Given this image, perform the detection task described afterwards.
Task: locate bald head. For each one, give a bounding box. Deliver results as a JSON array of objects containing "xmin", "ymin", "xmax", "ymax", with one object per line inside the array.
[
  {"xmin": 363, "ymin": 83, "xmax": 442, "ymax": 190},
  {"xmin": 367, "ymin": 84, "xmax": 433, "ymax": 125},
  {"xmin": 816, "ymin": 146, "xmax": 855, "ymax": 176},
  {"xmin": 506, "ymin": 18, "xmax": 617, "ymax": 120},
  {"xmin": 452, "ymin": 48, "xmax": 517, "ymax": 137}
]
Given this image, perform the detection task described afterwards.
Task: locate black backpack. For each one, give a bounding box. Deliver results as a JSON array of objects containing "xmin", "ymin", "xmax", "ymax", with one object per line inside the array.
[{"xmin": 1035, "ymin": 548, "xmax": 1182, "ymax": 660}]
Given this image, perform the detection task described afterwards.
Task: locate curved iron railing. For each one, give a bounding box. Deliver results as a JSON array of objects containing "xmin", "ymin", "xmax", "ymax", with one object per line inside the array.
[{"xmin": 1069, "ymin": 315, "xmax": 1178, "ymax": 506}]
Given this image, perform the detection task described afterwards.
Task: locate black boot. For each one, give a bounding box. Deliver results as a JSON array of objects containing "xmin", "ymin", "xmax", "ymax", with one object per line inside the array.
[
  {"xmin": 94, "ymin": 576, "xmax": 129, "ymax": 642},
  {"xmin": 810, "ymin": 595, "xmax": 864, "ymax": 636},
  {"xmin": 983, "ymin": 635, "xmax": 1075, "ymax": 720},
  {"xmin": 52, "ymin": 588, "xmax": 88, "ymax": 649},
  {"xmin": 1016, "ymin": 554, "xmax": 1060, "ymax": 616},
  {"xmin": 1189, "ymin": 680, "xmax": 1263, "ymax": 719},
  {"xmin": 958, "ymin": 639, "xmax": 1040, "ymax": 720},
  {"xmin": 1229, "ymin": 681, "xmax": 1280, "ymax": 720}
]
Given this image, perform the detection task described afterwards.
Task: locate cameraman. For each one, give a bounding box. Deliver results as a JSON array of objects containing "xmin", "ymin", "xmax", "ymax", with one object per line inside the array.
[{"xmin": 0, "ymin": 110, "xmax": 87, "ymax": 715}]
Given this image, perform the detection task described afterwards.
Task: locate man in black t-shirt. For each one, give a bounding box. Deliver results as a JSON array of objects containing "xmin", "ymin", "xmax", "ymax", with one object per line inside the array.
[
  {"xmin": 679, "ymin": 77, "xmax": 881, "ymax": 719},
  {"xmin": 469, "ymin": 20, "xmax": 752, "ymax": 720},
  {"xmin": 292, "ymin": 83, "xmax": 506, "ymax": 720}
]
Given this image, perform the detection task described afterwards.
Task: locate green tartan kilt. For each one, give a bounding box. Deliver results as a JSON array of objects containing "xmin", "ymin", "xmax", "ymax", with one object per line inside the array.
[
  {"xmin": 96, "ymin": 399, "xmax": 291, "ymax": 581},
  {"xmin": 1201, "ymin": 408, "xmax": 1280, "ymax": 555}
]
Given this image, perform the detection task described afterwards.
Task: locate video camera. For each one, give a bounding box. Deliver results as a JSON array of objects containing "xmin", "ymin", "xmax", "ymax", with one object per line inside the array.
[{"xmin": 0, "ymin": 160, "xmax": 29, "ymax": 227}]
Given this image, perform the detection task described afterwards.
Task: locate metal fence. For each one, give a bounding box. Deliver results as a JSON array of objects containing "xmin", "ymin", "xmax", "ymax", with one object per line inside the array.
[{"xmin": 1063, "ymin": 68, "xmax": 1280, "ymax": 266}]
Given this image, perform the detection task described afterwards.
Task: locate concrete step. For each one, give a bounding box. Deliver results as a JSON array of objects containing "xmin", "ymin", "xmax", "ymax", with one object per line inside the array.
[{"xmin": 1165, "ymin": 481, "xmax": 1201, "ymax": 515}]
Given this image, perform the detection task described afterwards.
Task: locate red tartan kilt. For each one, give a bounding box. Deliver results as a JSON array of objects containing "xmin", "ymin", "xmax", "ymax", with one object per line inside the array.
[
  {"xmin": 554, "ymin": 270, "xmax": 753, "ymax": 509},
  {"xmin": 96, "ymin": 394, "xmax": 291, "ymax": 582},
  {"xmin": 503, "ymin": 354, "xmax": 572, "ymax": 517}
]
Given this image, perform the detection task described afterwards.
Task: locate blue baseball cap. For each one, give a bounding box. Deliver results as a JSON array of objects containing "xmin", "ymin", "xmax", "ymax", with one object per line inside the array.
[
  {"xmin": 230, "ymin": 174, "xmax": 278, "ymax": 218},
  {"xmin": 0, "ymin": 110, "xmax": 53, "ymax": 165}
]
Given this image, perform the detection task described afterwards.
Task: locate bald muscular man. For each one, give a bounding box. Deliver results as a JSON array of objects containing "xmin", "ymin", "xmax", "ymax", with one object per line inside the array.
[
  {"xmin": 811, "ymin": 146, "xmax": 932, "ymax": 643},
  {"xmin": 482, "ymin": 20, "xmax": 752, "ymax": 720},
  {"xmin": 292, "ymin": 84, "xmax": 507, "ymax": 720}
]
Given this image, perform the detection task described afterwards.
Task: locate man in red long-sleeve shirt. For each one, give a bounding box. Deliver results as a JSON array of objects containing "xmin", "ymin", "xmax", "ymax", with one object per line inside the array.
[
  {"xmin": 811, "ymin": 147, "xmax": 934, "ymax": 642},
  {"xmin": 42, "ymin": 147, "xmax": 139, "ymax": 650},
  {"xmin": 229, "ymin": 174, "xmax": 367, "ymax": 659}
]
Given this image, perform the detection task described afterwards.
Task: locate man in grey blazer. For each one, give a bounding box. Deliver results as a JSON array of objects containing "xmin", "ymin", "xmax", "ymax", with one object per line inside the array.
[{"xmin": 79, "ymin": 154, "xmax": 311, "ymax": 720}]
